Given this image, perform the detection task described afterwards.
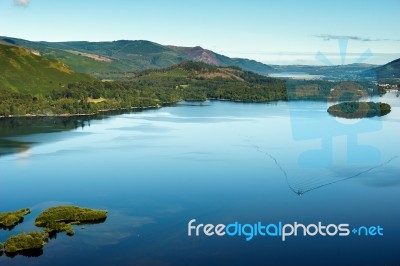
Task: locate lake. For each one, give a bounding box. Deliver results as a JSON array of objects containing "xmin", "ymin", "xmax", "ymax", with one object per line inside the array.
[
  {"xmin": 0, "ymin": 93, "xmax": 399, "ymax": 265},
  {"xmin": 269, "ymin": 72, "xmax": 324, "ymax": 80}
]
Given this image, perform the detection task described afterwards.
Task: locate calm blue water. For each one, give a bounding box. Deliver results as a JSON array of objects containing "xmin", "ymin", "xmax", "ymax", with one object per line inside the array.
[{"xmin": 0, "ymin": 94, "xmax": 399, "ymax": 265}]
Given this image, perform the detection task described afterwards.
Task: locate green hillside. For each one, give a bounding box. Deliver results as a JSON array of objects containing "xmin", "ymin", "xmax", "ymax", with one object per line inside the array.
[
  {"xmin": 0, "ymin": 37, "xmax": 185, "ymax": 78},
  {"xmin": 48, "ymin": 40, "xmax": 186, "ymax": 72},
  {"xmin": 0, "ymin": 43, "xmax": 93, "ymax": 95}
]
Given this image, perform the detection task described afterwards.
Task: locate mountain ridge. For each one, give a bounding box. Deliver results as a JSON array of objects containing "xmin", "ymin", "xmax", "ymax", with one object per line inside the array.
[
  {"xmin": 375, "ymin": 58, "xmax": 400, "ymax": 79},
  {"xmin": 1, "ymin": 36, "xmax": 398, "ymax": 82},
  {"xmin": 167, "ymin": 45, "xmax": 275, "ymax": 75},
  {"xmin": 0, "ymin": 36, "xmax": 276, "ymax": 78}
]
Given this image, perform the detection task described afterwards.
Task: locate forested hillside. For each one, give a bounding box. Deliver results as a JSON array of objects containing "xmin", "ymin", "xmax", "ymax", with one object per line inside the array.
[{"xmin": 0, "ymin": 61, "xmax": 287, "ymax": 117}]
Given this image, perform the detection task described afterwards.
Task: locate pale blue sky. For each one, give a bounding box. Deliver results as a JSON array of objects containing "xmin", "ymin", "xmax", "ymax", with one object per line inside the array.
[{"xmin": 1, "ymin": 0, "xmax": 399, "ymax": 65}]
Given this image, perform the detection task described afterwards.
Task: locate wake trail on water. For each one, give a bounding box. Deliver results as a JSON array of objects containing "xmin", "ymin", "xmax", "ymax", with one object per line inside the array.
[
  {"xmin": 240, "ymin": 134, "xmax": 399, "ymax": 196},
  {"xmin": 248, "ymin": 141, "xmax": 299, "ymax": 195}
]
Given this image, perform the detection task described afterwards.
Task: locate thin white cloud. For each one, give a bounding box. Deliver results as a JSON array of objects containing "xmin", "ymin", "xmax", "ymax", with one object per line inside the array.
[
  {"xmin": 14, "ymin": 0, "xmax": 30, "ymax": 7},
  {"xmin": 314, "ymin": 34, "xmax": 400, "ymax": 42}
]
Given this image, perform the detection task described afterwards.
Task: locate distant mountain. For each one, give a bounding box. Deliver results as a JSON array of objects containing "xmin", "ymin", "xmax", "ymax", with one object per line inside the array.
[
  {"xmin": 0, "ymin": 43, "xmax": 92, "ymax": 94},
  {"xmin": 275, "ymin": 62, "xmax": 399, "ymax": 83},
  {"xmin": 375, "ymin": 58, "xmax": 400, "ymax": 79},
  {"xmin": 273, "ymin": 63, "xmax": 376, "ymax": 73},
  {"xmin": 272, "ymin": 63, "xmax": 378, "ymax": 81},
  {"xmin": 168, "ymin": 46, "xmax": 220, "ymax": 65},
  {"xmin": 0, "ymin": 36, "xmax": 276, "ymax": 79},
  {"xmin": 168, "ymin": 46, "xmax": 275, "ymax": 75}
]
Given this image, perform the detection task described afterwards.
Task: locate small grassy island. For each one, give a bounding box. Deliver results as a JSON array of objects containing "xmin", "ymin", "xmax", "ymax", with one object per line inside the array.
[
  {"xmin": 4, "ymin": 231, "xmax": 48, "ymax": 254},
  {"xmin": 0, "ymin": 208, "xmax": 30, "ymax": 229},
  {"xmin": 0, "ymin": 206, "xmax": 107, "ymax": 257},
  {"xmin": 35, "ymin": 206, "xmax": 108, "ymax": 236},
  {"xmin": 327, "ymin": 102, "xmax": 391, "ymax": 119}
]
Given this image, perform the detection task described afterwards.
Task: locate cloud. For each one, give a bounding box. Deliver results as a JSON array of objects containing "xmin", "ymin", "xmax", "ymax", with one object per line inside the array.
[
  {"xmin": 14, "ymin": 0, "xmax": 30, "ymax": 7},
  {"xmin": 314, "ymin": 34, "xmax": 400, "ymax": 42}
]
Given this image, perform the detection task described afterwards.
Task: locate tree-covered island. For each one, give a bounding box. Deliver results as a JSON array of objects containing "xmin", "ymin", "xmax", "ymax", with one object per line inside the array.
[
  {"xmin": 0, "ymin": 208, "xmax": 31, "ymax": 229},
  {"xmin": 327, "ymin": 101, "xmax": 391, "ymax": 118}
]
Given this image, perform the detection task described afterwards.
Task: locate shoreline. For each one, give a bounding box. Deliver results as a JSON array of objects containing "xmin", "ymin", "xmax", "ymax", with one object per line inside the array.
[
  {"xmin": 0, "ymin": 98, "xmax": 286, "ymax": 119},
  {"xmin": 0, "ymin": 105, "xmax": 162, "ymax": 119},
  {"xmin": 0, "ymin": 92, "xmax": 387, "ymax": 119}
]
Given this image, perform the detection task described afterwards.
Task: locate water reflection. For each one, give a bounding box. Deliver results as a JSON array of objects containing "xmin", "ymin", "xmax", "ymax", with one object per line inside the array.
[
  {"xmin": 0, "ymin": 114, "xmax": 113, "ymax": 157},
  {"xmin": 0, "ymin": 218, "xmax": 26, "ymax": 231},
  {"xmin": 79, "ymin": 211, "xmax": 155, "ymax": 246},
  {"xmin": 0, "ymin": 139, "xmax": 32, "ymax": 157},
  {"xmin": 4, "ymin": 248, "xmax": 44, "ymax": 258}
]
